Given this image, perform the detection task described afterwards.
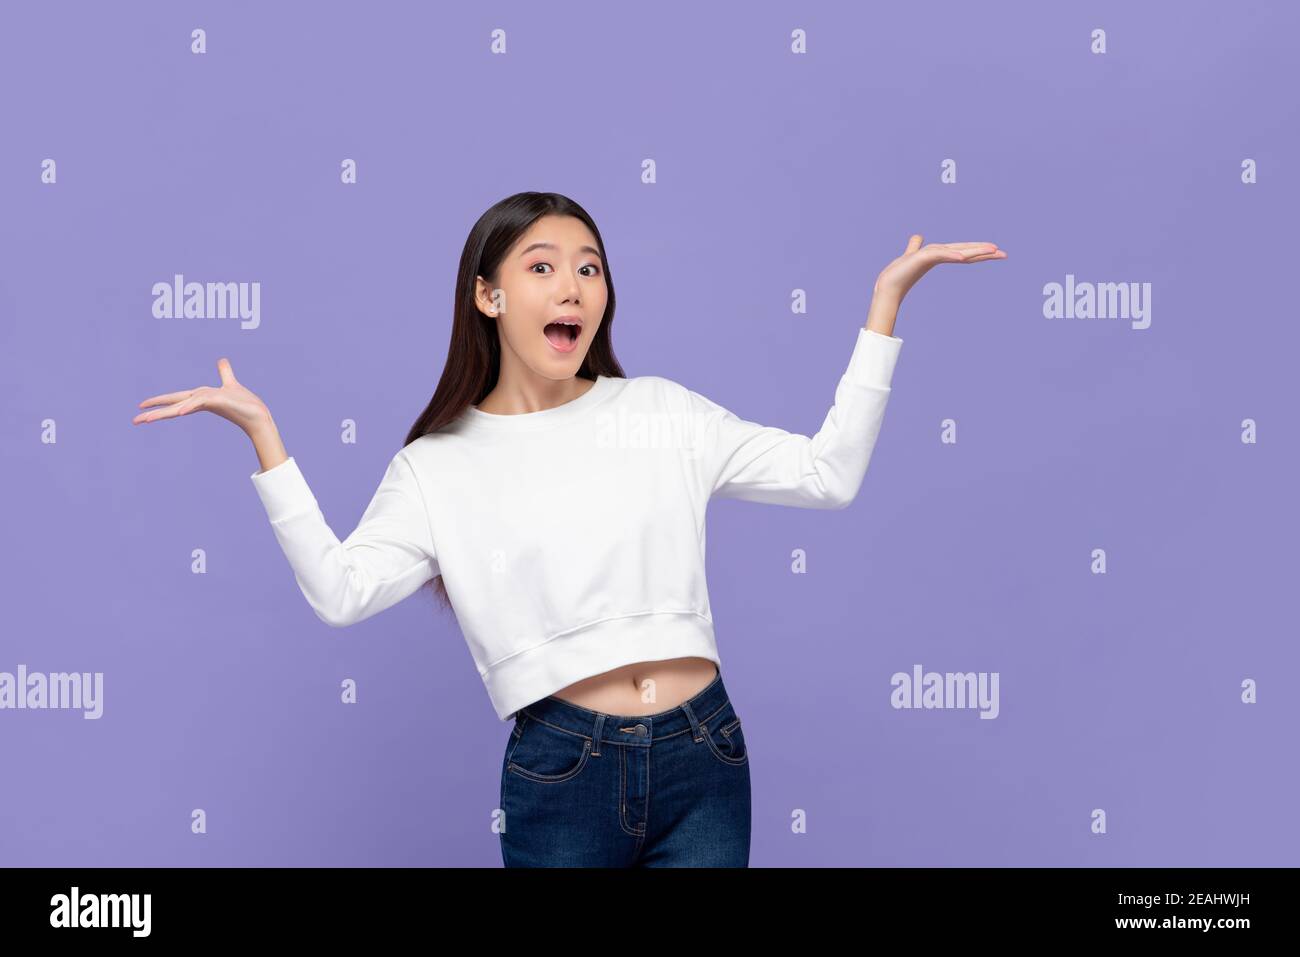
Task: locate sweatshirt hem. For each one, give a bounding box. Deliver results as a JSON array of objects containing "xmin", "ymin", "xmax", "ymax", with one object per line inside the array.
[{"xmin": 481, "ymin": 611, "xmax": 721, "ymax": 721}]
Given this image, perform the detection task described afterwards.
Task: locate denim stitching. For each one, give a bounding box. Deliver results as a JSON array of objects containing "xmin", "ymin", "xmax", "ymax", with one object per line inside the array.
[
  {"xmin": 685, "ymin": 701, "xmax": 730, "ymax": 743},
  {"xmin": 506, "ymin": 716, "xmax": 593, "ymax": 783},
  {"xmin": 519, "ymin": 709, "xmax": 592, "ymax": 741},
  {"xmin": 700, "ymin": 719, "xmax": 747, "ymax": 766},
  {"xmin": 507, "ymin": 738, "xmax": 592, "ymax": 783},
  {"xmin": 506, "ymin": 715, "xmax": 528, "ymax": 766},
  {"xmin": 641, "ymin": 736, "xmax": 652, "ymax": 846},
  {"xmin": 520, "ymin": 699, "xmax": 733, "ymax": 746},
  {"xmin": 617, "ymin": 745, "xmax": 642, "ymax": 838}
]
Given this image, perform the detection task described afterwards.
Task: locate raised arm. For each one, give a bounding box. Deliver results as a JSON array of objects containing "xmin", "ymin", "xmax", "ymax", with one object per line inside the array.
[
  {"xmin": 133, "ymin": 357, "xmax": 440, "ymax": 628},
  {"xmin": 685, "ymin": 233, "xmax": 1006, "ymax": 509},
  {"xmin": 686, "ymin": 326, "xmax": 903, "ymax": 509},
  {"xmin": 249, "ymin": 451, "xmax": 439, "ymax": 627}
]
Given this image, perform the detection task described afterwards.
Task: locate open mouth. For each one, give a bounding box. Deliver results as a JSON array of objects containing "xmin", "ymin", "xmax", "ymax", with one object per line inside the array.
[{"xmin": 543, "ymin": 320, "xmax": 581, "ymax": 352}]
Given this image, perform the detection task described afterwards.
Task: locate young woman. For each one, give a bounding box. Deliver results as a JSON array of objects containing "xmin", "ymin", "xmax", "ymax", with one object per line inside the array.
[{"xmin": 133, "ymin": 192, "xmax": 1005, "ymax": 867}]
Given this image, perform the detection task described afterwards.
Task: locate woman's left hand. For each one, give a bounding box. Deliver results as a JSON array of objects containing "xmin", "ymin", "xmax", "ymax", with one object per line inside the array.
[{"xmin": 873, "ymin": 234, "xmax": 1007, "ymax": 304}]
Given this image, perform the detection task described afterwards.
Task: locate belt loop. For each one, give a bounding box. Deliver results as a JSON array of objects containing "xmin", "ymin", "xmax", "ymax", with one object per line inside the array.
[
  {"xmin": 591, "ymin": 713, "xmax": 605, "ymax": 757},
  {"xmin": 679, "ymin": 699, "xmax": 704, "ymax": 742}
]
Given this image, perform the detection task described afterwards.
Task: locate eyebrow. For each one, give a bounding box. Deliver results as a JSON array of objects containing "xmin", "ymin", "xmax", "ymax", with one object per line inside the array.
[{"xmin": 518, "ymin": 242, "xmax": 601, "ymax": 259}]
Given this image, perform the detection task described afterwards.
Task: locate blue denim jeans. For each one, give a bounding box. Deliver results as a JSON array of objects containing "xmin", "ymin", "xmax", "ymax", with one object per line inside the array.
[{"xmin": 498, "ymin": 669, "xmax": 751, "ymax": 867}]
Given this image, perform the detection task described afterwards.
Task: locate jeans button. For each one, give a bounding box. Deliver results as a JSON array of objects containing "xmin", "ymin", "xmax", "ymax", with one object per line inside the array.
[{"xmin": 634, "ymin": 724, "xmax": 648, "ymax": 736}]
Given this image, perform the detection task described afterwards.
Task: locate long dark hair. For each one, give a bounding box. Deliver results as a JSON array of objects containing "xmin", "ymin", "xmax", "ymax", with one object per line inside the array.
[{"xmin": 404, "ymin": 191, "xmax": 626, "ymax": 612}]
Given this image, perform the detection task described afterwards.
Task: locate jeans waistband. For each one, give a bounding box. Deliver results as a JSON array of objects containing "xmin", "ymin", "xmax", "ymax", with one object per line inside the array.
[{"xmin": 518, "ymin": 669, "xmax": 733, "ymax": 748}]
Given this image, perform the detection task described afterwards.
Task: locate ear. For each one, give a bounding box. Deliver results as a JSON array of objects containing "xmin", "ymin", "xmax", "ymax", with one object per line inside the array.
[{"xmin": 473, "ymin": 276, "xmax": 499, "ymax": 317}]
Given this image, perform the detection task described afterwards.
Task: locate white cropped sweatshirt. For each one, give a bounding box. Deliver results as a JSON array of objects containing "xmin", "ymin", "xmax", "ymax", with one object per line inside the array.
[{"xmin": 250, "ymin": 326, "xmax": 903, "ymax": 721}]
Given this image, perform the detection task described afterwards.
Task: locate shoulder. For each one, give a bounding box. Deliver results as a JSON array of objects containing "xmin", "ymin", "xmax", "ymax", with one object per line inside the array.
[
  {"xmin": 607, "ymin": 375, "xmax": 725, "ymax": 435},
  {"xmin": 611, "ymin": 373, "xmax": 699, "ymax": 408},
  {"xmin": 616, "ymin": 372, "xmax": 675, "ymax": 392},
  {"xmin": 397, "ymin": 431, "xmax": 465, "ymax": 475}
]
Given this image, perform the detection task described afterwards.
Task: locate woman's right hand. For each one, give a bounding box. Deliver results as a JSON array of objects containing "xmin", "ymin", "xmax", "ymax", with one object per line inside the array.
[{"xmin": 133, "ymin": 357, "xmax": 271, "ymax": 437}]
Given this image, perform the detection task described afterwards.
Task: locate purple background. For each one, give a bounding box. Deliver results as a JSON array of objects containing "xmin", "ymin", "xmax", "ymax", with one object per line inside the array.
[{"xmin": 2, "ymin": 0, "xmax": 1296, "ymax": 867}]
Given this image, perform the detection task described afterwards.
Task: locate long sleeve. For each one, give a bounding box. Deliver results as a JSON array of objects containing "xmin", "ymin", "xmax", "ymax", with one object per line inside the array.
[
  {"xmin": 686, "ymin": 327, "xmax": 903, "ymax": 509},
  {"xmin": 249, "ymin": 451, "xmax": 439, "ymax": 627}
]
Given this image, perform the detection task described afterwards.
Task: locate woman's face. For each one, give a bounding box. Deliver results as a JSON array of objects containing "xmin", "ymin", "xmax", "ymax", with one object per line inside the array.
[{"xmin": 476, "ymin": 214, "xmax": 608, "ymax": 379}]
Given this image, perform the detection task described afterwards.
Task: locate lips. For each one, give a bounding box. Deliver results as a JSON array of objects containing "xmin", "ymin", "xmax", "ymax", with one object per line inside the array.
[{"xmin": 543, "ymin": 317, "xmax": 582, "ymax": 353}]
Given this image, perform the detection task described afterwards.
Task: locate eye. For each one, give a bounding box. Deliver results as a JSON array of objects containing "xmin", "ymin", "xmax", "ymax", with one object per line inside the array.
[{"xmin": 530, "ymin": 262, "xmax": 602, "ymax": 277}]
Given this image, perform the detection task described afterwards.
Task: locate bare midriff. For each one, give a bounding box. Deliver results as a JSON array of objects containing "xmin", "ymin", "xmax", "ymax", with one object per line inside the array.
[{"xmin": 549, "ymin": 656, "xmax": 719, "ymax": 716}]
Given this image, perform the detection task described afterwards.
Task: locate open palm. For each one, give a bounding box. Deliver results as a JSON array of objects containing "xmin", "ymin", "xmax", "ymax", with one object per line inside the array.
[
  {"xmin": 875, "ymin": 234, "xmax": 1006, "ymax": 302},
  {"xmin": 133, "ymin": 357, "xmax": 269, "ymax": 434}
]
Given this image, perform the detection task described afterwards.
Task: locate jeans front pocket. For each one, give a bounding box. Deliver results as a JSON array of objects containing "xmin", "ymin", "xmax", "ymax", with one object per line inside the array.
[
  {"xmin": 506, "ymin": 714, "xmax": 594, "ymax": 784},
  {"xmin": 701, "ymin": 706, "xmax": 749, "ymax": 766}
]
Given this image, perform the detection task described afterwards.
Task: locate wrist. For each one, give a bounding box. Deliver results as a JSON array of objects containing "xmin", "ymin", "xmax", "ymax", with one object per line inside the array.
[
  {"xmin": 246, "ymin": 411, "xmax": 278, "ymax": 442},
  {"xmin": 866, "ymin": 290, "xmax": 901, "ymax": 337},
  {"xmin": 871, "ymin": 280, "xmax": 901, "ymax": 306}
]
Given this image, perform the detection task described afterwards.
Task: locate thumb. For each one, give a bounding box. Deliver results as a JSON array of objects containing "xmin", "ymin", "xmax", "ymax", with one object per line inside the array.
[
  {"xmin": 905, "ymin": 234, "xmax": 924, "ymax": 255},
  {"xmin": 217, "ymin": 357, "xmax": 237, "ymax": 386}
]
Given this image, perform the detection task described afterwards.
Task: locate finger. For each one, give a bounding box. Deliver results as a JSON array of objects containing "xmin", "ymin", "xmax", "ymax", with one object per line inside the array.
[
  {"xmin": 932, "ymin": 242, "xmax": 1000, "ymax": 252},
  {"xmin": 926, "ymin": 245, "xmax": 970, "ymax": 262},
  {"xmin": 133, "ymin": 396, "xmax": 202, "ymax": 424},
  {"xmin": 957, "ymin": 251, "xmax": 1009, "ymax": 263},
  {"xmin": 133, "ymin": 401, "xmax": 184, "ymax": 424},
  {"xmin": 217, "ymin": 357, "xmax": 236, "ymax": 386},
  {"xmin": 138, "ymin": 389, "xmax": 197, "ymax": 409},
  {"xmin": 905, "ymin": 234, "xmax": 923, "ymax": 254}
]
